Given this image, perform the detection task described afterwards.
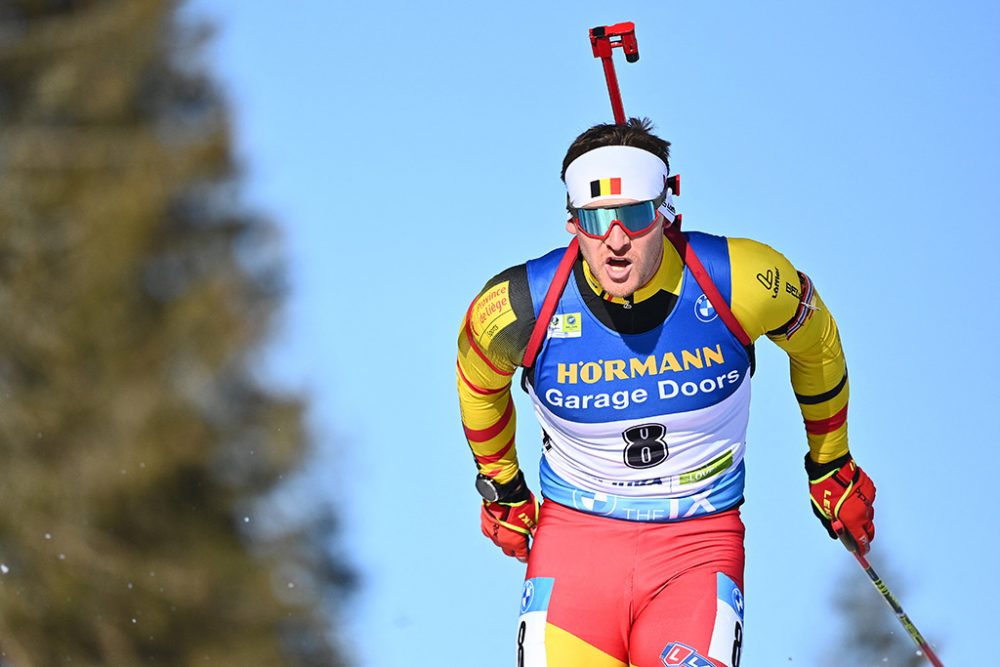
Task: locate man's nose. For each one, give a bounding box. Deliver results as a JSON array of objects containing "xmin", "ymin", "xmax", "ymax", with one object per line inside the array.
[{"xmin": 605, "ymin": 222, "xmax": 631, "ymax": 250}]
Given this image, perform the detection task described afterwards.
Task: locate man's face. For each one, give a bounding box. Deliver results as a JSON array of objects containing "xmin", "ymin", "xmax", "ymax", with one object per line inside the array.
[{"xmin": 565, "ymin": 199, "xmax": 665, "ymax": 299}]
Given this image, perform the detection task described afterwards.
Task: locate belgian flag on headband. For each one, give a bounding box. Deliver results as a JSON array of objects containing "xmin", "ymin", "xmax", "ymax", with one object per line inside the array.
[{"xmin": 590, "ymin": 177, "xmax": 622, "ymax": 198}]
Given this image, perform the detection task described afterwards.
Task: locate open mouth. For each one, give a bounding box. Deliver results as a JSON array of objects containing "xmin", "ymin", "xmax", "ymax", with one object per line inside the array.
[{"xmin": 605, "ymin": 256, "xmax": 632, "ymax": 280}]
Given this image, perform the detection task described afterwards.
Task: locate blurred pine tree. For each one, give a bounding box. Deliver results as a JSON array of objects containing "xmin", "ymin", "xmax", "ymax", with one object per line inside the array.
[{"xmin": 0, "ymin": 1, "xmax": 352, "ymax": 664}]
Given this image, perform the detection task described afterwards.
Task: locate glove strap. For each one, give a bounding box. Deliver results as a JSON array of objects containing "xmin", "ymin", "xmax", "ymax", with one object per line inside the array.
[{"xmin": 804, "ymin": 452, "xmax": 853, "ymax": 482}]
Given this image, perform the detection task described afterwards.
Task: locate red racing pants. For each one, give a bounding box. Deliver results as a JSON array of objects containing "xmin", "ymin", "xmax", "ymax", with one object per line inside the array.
[{"xmin": 517, "ymin": 500, "xmax": 746, "ymax": 667}]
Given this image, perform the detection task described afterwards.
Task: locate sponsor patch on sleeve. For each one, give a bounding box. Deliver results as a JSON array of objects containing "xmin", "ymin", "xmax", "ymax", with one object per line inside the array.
[{"xmin": 471, "ymin": 281, "xmax": 517, "ymax": 346}]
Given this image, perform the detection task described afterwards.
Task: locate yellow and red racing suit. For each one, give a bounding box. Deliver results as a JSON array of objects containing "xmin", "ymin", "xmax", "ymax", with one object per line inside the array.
[
  {"xmin": 458, "ymin": 233, "xmax": 848, "ymax": 483},
  {"xmin": 456, "ymin": 231, "xmax": 849, "ymax": 667}
]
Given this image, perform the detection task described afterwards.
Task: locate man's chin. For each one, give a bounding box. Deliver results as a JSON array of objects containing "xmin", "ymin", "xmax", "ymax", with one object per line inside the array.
[{"xmin": 599, "ymin": 278, "xmax": 635, "ymax": 299}]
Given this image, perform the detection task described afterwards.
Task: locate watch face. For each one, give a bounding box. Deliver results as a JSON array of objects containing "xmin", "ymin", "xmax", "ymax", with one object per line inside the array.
[{"xmin": 475, "ymin": 475, "xmax": 499, "ymax": 502}]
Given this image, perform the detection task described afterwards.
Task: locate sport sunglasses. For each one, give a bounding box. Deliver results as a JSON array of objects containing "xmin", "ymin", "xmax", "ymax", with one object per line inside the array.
[{"xmin": 570, "ymin": 191, "xmax": 667, "ymax": 240}]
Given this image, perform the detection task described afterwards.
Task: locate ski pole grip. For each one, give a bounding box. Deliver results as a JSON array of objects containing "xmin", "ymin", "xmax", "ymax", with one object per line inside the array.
[{"xmin": 831, "ymin": 519, "xmax": 858, "ymax": 553}]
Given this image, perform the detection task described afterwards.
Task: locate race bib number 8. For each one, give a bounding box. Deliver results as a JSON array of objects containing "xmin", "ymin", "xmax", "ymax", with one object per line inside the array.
[
  {"xmin": 707, "ymin": 573, "xmax": 745, "ymax": 667},
  {"xmin": 516, "ymin": 577, "xmax": 554, "ymax": 667},
  {"xmin": 622, "ymin": 423, "xmax": 669, "ymax": 469}
]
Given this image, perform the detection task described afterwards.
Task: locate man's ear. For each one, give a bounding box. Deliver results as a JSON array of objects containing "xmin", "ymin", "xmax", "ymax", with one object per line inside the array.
[{"xmin": 565, "ymin": 218, "xmax": 576, "ymax": 235}]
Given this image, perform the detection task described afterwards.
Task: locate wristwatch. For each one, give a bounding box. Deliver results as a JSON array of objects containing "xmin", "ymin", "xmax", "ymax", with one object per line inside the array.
[{"xmin": 475, "ymin": 470, "xmax": 530, "ymax": 504}]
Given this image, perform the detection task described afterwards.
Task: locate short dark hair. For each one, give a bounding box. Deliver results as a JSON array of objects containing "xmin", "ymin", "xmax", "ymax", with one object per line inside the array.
[{"xmin": 560, "ymin": 117, "xmax": 671, "ymax": 181}]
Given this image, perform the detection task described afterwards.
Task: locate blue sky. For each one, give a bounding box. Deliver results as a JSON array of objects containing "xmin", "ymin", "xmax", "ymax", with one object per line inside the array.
[{"xmin": 191, "ymin": 2, "xmax": 998, "ymax": 664}]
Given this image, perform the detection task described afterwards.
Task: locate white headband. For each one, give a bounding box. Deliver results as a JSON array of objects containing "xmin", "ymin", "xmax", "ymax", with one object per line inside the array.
[
  {"xmin": 565, "ymin": 145, "xmax": 669, "ymax": 207},
  {"xmin": 564, "ymin": 145, "xmax": 676, "ymax": 224}
]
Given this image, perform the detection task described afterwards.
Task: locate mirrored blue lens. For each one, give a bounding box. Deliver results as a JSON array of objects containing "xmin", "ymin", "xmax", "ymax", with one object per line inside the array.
[{"xmin": 575, "ymin": 201, "xmax": 657, "ymax": 237}]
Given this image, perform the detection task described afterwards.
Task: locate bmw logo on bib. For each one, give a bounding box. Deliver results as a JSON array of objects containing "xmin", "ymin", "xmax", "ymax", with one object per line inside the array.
[
  {"xmin": 572, "ymin": 490, "xmax": 617, "ymax": 516},
  {"xmin": 520, "ymin": 580, "xmax": 535, "ymax": 614},
  {"xmin": 694, "ymin": 294, "xmax": 718, "ymax": 323}
]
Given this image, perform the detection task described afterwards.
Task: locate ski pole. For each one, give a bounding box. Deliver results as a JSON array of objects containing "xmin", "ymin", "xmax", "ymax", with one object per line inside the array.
[
  {"xmin": 588, "ymin": 22, "xmax": 639, "ymax": 124},
  {"xmin": 833, "ymin": 522, "xmax": 945, "ymax": 667}
]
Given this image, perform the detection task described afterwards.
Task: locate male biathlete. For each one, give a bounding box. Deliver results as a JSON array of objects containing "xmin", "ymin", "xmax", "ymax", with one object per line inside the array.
[{"xmin": 456, "ymin": 119, "xmax": 876, "ymax": 667}]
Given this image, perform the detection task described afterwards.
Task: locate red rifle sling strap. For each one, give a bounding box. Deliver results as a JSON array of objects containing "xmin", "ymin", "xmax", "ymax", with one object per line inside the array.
[
  {"xmin": 663, "ymin": 225, "xmax": 752, "ymax": 346},
  {"xmin": 522, "ymin": 237, "xmax": 579, "ymax": 369},
  {"xmin": 521, "ymin": 229, "xmax": 751, "ymax": 369}
]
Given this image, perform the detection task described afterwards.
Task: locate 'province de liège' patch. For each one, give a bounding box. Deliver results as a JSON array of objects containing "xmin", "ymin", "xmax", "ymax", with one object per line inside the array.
[
  {"xmin": 548, "ymin": 312, "xmax": 582, "ymax": 338},
  {"xmin": 471, "ymin": 281, "xmax": 517, "ymax": 346}
]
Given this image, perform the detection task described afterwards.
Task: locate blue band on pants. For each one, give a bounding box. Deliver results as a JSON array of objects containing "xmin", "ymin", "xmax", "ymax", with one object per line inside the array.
[{"xmin": 539, "ymin": 457, "xmax": 745, "ymax": 522}]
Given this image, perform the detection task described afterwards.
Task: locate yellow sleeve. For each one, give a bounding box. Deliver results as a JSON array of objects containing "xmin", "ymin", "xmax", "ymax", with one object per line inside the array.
[
  {"xmin": 728, "ymin": 238, "xmax": 850, "ymax": 463},
  {"xmin": 456, "ymin": 272, "xmax": 532, "ymax": 484}
]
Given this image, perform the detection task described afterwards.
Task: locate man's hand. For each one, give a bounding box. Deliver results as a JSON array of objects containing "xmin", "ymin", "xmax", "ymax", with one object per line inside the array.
[
  {"xmin": 480, "ymin": 493, "xmax": 539, "ymax": 563},
  {"xmin": 806, "ymin": 453, "xmax": 876, "ymax": 555}
]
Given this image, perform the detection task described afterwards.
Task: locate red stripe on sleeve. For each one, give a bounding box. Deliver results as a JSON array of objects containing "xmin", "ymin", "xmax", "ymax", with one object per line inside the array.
[
  {"xmin": 463, "ymin": 399, "xmax": 514, "ymax": 442},
  {"xmin": 804, "ymin": 405, "xmax": 849, "ymax": 435},
  {"xmin": 473, "ymin": 435, "xmax": 515, "ymax": 465},
  {"xmin": 456, "ymin": 362, "xmax": 506, "ymax": 395}
]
